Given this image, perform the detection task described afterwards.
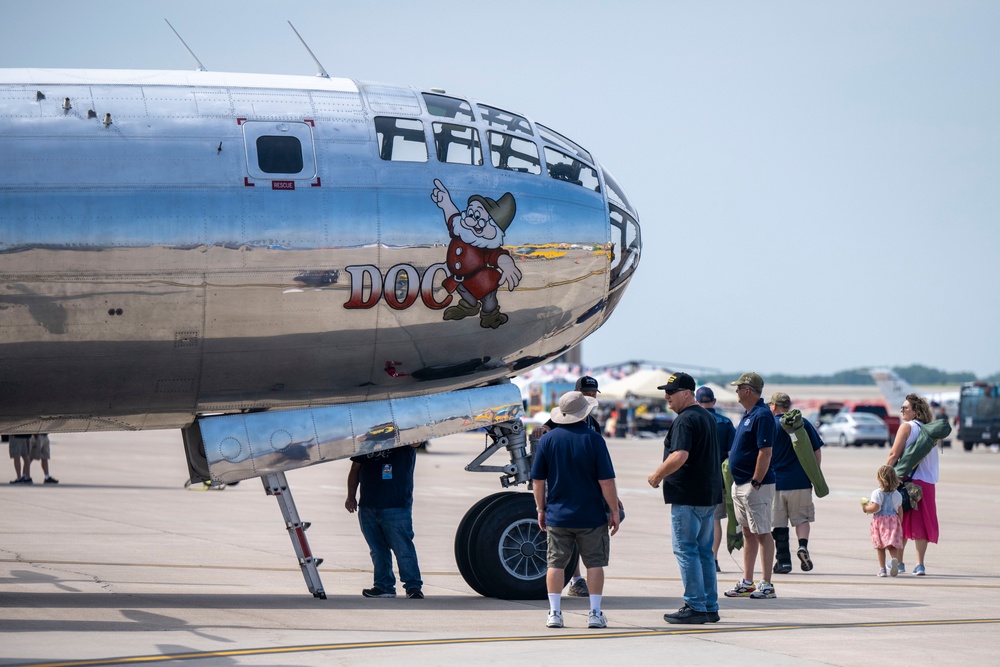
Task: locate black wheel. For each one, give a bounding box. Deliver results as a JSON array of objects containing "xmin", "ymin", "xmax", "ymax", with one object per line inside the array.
[
  {"xmin": 963, "ymin": 441, "xmax": 974, "ymax": 452},
  {"xmin": 454, "ymin": 492, "xmax": 517, "ymax": 597},
  {"xmin": 465, "ymin": 493, "xmax": 574, "ymax": 600}
]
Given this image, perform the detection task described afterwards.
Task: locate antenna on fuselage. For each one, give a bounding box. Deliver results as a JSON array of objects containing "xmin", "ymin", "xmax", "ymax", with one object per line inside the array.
[
  {"xmin": 288, "ymin": 21, "xmax": 330, "ymax": 78},
  {"xmin": 164, "ymin": 19, "xmax": 207, "ymax": 72}
]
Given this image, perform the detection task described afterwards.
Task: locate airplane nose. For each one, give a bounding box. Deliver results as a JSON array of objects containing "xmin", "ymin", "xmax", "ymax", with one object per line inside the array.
[{"xmin": 601, "ymin": 166, "xmax": 641, "ymax": 297}]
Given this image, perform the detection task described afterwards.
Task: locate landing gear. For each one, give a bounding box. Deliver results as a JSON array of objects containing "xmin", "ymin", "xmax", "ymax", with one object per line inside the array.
[{"xmin": 455, "ymin": 491, "xmax": 574, "ymax": 599}]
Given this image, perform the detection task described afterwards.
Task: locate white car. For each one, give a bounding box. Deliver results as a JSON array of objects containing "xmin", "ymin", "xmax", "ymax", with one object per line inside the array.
[{"xmin": 818, "ymin": 412, "xmax": 889, "ymax": 447}]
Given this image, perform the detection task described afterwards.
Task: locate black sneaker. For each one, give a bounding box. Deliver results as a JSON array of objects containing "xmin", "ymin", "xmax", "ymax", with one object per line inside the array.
[
  {"xmin": 706, "ymin": 610, "xmax": 720, "ymax": 623},
  {"xmin": 406, "ymin": 588, "xmax": 424, "ymax": 599},
  {"xmin": 44, "ymin": 477, "xmax": 59, "ymax": 484},
  {"xmin": 664, "ymin": 604, "xmax": 709, "ymax": 625},
  {"xmin": 797, "ymin": 546, "xmax": 814, "ymax": 571},
  {"xmin": 21, "ymin": 477, "xmax": 32, "ymax": 485},
  {"xmin": 9, "ymin": 477, "xmax": 24, "ymax": 484},
  {"xmin": 362, "ymin": 586, "xmax": 396, "ymax": 598}
]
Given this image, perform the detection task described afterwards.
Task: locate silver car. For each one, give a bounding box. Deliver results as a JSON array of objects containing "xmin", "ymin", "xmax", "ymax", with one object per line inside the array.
[{"xmin": 818, "ymin": 412, "xmax": 889, "ymax": 447}]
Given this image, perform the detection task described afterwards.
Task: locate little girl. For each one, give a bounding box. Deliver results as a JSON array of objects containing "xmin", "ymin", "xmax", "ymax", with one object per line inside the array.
[{"xmin": 861, "ymin": 465, "xmax": 904, "ymax": 577}]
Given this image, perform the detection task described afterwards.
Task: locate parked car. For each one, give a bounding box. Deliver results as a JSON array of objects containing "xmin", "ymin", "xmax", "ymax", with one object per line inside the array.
[
  {"xmin": 818, "ymin": 412, "xmax": 889, "ymax": 447},
  {"xmin": 839, "ymin": 402, "xmax": 901, "ymax": 441}
]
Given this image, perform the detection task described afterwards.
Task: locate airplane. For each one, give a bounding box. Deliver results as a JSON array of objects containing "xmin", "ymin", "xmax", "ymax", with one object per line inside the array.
[
  {"xmin": 868, "ymin": 368, "xmax": 959, "ymax": 418},
  {"xmin": 0, "ymin": 51, "xmax": 642, "ymax": 600}
]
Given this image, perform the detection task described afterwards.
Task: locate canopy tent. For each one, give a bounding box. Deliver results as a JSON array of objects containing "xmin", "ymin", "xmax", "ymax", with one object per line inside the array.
[{"xmin": 599, "ymin": 369, "xmax": 676, "ymax": 400}]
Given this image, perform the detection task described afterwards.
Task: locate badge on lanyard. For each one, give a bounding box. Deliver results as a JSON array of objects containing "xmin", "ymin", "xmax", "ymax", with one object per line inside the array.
[{"xmin": 382, "ymin": 463, "xmax": 393, "ymax": 480}]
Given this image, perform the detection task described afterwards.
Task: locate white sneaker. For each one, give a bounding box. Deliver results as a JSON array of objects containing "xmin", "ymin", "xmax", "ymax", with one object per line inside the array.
[
  {"xmin": 546, "ymin": 611, "xmax": 563, "ymax": 628},
  {"xmin": 889, "ymin": 558, "xmax": 899, "ymax": 577},
  {"xmin": 588, "ymin": 610, "xmax": 607, "ymax": 628},
  {"xmin": 877, "ymin": 568, "xmax": 887, "ymax": 577}
]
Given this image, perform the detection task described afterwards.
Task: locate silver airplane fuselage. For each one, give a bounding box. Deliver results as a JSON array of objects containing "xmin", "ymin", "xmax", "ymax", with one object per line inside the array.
[{"xmin": 0, "ymin": 69, "xmax": 640, "ymax": 434}]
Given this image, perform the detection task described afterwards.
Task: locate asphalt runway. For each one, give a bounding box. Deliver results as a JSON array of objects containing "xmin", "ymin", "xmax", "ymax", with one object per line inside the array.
[{"xmin": 2, "ymin": 429, "xmax": 999, "ymax": 666}]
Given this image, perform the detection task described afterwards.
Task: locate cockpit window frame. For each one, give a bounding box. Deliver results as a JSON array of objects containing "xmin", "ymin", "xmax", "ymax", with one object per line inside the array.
[
  {"xmin": 374, "ymin": 116, "xmax": 429, "ymax": 163},
  {"xmin": 544, "ymin": 146, "xmax": 601, "ymax": 193},
  {"xmin": 536, "ymin": 123, "xmax": 593, "ymax": 165},
  {"xmin": 431, "ymin": 122, "xmax": 483, "ymax": 166},
  {"xmin": 477, "ymin": 104, "xmax": 534, "ymax": 136},
  {"xmin": 488, "ymin": 130, "xmax": 542, "ymax": 175}
]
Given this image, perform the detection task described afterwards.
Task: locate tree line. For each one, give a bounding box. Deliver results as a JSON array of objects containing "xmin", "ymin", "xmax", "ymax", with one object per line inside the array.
[{"xmin": 700, "ymin": 364, "xmax": 993, "ymax": 386}]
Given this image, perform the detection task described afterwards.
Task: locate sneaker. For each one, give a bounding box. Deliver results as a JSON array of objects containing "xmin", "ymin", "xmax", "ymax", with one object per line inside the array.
[
  {"xmin": 706, "ymin": 610, "xmax": 720, "ymax": 623},
  {"xmin": 9, "ymin": 477, "xmax": 24, "ymax": 484},
  {"xmin": 567, "ymin": 578, "xmax": 589, "ymax": 597},
  {"xmin": 889, "ymin": 558, "xmax": 899, "ymax": 577},
  {"xmin": 362, "ymin": 586, "xmax": 396, "ymax": 598},
  {"xmin": 587, "ymin": 610, "xmax": 608, "ymax": 628},
  {"xmin": 897, "ymin": 562, "xmax": 906, "ymax": 574},
  {"xmin": 546, "ymin": 611, "xmax": 564, "ymax": 628},
  {"xmin": 877, "ymin": 568, "xmax": 887, "ymax": 577},
  {"xmin": 913, "ymin": 564, "xmax": 926, "ymax": 576},
  {"xmin": 724, "ymin": 579, "xmax": 756, "ymax": 597},
  {"xmin": 749, "ymin": 580, "xmax": 776, "ymax": 599},
  {"xmin": 44, "ymin": 477, "xmax": 59, "ymax": 484},
  {"xmin": 20, "ymin": 477, "xmax": 32, "ymax": 485},
  {"xmin": 663, "ymin": 604, "xmax": 708, "ymax": 625},
  {"xmin": 797, "ymin": 546, "xmax": 814, "ymax": 571},
  {"xmin": 406, "ymin": 588, "xmax": 424, "ymax": 599}
]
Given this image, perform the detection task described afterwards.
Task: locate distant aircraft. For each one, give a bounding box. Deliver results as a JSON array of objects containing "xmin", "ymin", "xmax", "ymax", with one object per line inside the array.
[
  {"xmin": 868, "ymin": 369, "xmax": 958, "ymax": 418},
  {"xmin": 0, "ymin": 61, "xmax": 641, "ymax": 599}
]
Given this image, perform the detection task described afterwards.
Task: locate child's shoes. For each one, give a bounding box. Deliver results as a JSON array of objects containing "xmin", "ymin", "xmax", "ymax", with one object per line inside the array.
[{"xmin": 877, "ymin": 568, "xmax": 887, "ymax": 577}]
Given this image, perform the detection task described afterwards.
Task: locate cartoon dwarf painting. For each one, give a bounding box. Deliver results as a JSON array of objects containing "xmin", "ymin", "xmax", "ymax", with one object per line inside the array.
[{"xmin": 430, "ymin": 179, "xmax": 522, "ymax": 329}]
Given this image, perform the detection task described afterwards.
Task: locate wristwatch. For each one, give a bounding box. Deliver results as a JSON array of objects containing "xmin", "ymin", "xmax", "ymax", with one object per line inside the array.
[
  {"xmin": 536, "ymin": 507, "xmax": 545, "ymax": 513},
  {"xmin": 750, "ymin": 479, "xmax": 761, "ymax": 490}
]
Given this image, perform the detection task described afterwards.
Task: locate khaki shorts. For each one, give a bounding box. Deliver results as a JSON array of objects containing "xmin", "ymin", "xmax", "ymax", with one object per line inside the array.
[
  {"xmin": 714, "ymin": 502, "xmax": 727, "ymax": 521},
  {"xmin": 30, "ymin": 435, "xmax": 51, "ymax": 461},
  {"xmin": 772, "ymin": 488, "xmax": 815, "ymax": 527},
  {"xmin": 8, "ymin": 435, "xmax": 30, "ymax": 459},
  {"xmin": 547, "ymin": 525, "xmax": 610, "ymax": 569},
  {"xmin": 732, "ymin": 482, "xmax": 774, "ymax": 535}
]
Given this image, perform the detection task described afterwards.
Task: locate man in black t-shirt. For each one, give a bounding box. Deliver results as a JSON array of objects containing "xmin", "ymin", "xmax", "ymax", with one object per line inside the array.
[
  {"xmin": 346, "ymin": 444, "xmax": 424, "ymax": 599},
  {"xmin": 648, "ymin": 372, "xmax": 722, "ymax": 625}
]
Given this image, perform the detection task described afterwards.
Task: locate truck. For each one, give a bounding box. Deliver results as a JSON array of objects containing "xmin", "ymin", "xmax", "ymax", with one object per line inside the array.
[{"xmin": 957, "ymin": 382, "xmax": 1000, "ymax": 452}]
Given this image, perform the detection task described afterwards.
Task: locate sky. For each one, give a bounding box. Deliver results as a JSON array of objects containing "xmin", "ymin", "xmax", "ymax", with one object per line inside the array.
[{"xmin": 2, "ymin": 1, "xmax": 998, "ymax": 378}]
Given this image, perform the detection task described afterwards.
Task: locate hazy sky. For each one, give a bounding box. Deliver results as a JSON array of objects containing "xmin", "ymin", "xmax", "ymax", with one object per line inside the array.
[{"xmin": 2, "ymin": 1, "xmax": 998, "ymax": 377}]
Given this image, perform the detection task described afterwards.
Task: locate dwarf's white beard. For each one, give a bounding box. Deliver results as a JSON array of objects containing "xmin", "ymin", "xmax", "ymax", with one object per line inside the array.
[{"xmin": 455, "ymin": 217, "xmax": 504, "ymax": 249}]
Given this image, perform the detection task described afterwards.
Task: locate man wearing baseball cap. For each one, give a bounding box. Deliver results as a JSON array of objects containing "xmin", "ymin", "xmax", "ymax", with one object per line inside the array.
[
  {"xmin": 768, "ymin": 392, "xmax": 824, "ymax": 574},
  {"xmin": 724, "ymin": 372, "xmax": 777, "ymax": 600},
  {"xmin": 648, "ymin": 372, "xmax": 723, "ymax": 624},
  {"xmin": 531, "ymin": 391, "xmax": 621, "ymax": 630},
  {"xmin": 696, "ymin": 386, "xmax": 737, "ymax": 574}
]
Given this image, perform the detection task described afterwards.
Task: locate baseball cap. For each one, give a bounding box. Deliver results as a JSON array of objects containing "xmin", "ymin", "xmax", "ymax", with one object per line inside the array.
[
  {"xmin": 695, "ymin": 386, "xmax": 716, "ymax": 403},
  {"xmin": 729, "ymin": 371, "xmax": 764, "ymax": 392},
  {"xmin": 657, "ymin": 372, "xmax": 696, "ymax": 394},
  {"xmin": 550, "ymin": 390, "xmax": 599, "ymax": 424},
  {"xmin": 575, "ymin": 376, "xmax": 600, "ymax": 393},
  {"xmin": 769, "ymin": 392, "xmax": 791, "ymax": 408}
]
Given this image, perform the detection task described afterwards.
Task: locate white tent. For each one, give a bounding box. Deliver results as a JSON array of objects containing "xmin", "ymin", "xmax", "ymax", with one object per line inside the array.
[{"xmin": 599, "ymin": 369, "xmax": 676, "ymax": 400}]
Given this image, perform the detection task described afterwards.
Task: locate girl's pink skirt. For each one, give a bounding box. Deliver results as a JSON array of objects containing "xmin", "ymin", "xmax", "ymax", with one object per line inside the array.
[
  {"xmin": 870, "ymin": 514, "xmax": 903, "ymax": 550},
  {"xmin": 902, "ymin": 479, "xmax": 939, "ymax": 543}
]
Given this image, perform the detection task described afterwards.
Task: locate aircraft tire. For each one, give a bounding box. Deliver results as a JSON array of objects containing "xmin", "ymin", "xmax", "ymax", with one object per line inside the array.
[
  {"xmin": 454, "ymin": 492, "xmax": 517, "ymax": 597},
  {"xmin": 466, "ymin": 492, "xmax": 574, "ymax": 600}
]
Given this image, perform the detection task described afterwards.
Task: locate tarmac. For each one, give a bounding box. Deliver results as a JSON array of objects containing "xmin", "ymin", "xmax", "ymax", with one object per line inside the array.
[{"xmin": 2, "ymin": 428, "xmax": 999, "ymax": 666}]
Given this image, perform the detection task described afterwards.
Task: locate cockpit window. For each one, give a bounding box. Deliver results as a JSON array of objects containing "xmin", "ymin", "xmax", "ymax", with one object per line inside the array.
[
  {"xmin": 477, "ymin": 104, "xmax": 533, "ymax": 136},
  {"xmin": 544, "ymin": 147, "xmax": 600, "ymax": 192},
  {"xmin": 432, "ymin": 122, "xmax": 483, "ymax": 165},
  {"xmin": 488, "ymin": 131, "xmax": 541, "ymax": 174},
  {"xmin": 422, "ymin": 93, "xmax": 475, "ymax": 122},
  {"xmin": 537, "ymin": 123, "xmax": 593, "ymax": 165},
  {"xmin": 374, "ymin": 117, "xmax": 427, "ymax": 162}
]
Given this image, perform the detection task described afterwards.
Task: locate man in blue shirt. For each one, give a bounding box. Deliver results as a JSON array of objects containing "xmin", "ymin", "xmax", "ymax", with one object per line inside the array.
[
  {"xmin": 532, "ymin": 391, "xmax": 620, "ymax": 630},
  {"xmin": 724, "ymin": 372, "xmax": 777, "ymax": 600},
  {"xmin": 696, "ymin": 386, "xmax": 736, "ymax": 573},
  {"xmin": 768, "ymin": 392, "xmax": 823, "ymax": 574}
]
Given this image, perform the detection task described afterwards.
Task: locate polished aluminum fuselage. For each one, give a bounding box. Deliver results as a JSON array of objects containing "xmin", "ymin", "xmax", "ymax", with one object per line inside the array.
[{"xmin": 0, "ymin": 69, "xmax": 639, "ymax": 434}]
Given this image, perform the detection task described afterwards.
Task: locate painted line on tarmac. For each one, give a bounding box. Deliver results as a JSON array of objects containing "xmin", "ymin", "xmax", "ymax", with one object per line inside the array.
[
  {"xmin": 13, "ymin": 618, "xmax": 1000, "ymax": 667},
  {"xmin": 5, "ymin": 560, "xmax": 999, "ymax": 589}
]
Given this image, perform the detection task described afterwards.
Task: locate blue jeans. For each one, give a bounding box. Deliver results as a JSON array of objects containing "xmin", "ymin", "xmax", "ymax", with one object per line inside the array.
[
  {"xmin": 358, "ymin": 506, "xmax": 423, "ymax": 592},
  {"xmin": 671, "ymin": 504, "xmax": 718, "ymax": 613}
]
